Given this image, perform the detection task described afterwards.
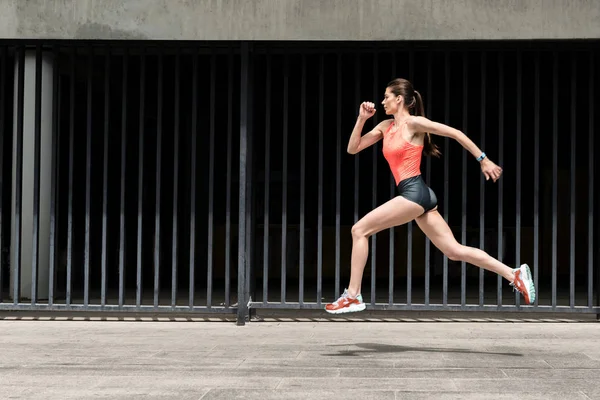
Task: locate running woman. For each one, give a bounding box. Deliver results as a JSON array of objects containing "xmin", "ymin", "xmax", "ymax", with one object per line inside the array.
[{"xmin": 325, "ymin": 78, "xmax": 535, "ymax": 314}]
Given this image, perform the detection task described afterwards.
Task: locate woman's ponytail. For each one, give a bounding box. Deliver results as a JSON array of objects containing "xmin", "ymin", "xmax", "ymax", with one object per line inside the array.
[{"xmin": 413, "ymin": 90, "xmax": 441, "ymax": 158}]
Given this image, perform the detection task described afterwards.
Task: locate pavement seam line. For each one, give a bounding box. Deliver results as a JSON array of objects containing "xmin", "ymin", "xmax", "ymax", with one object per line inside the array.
[
  {"xmin": 197, "ymin": 388, "xmax": 211, "ymax": 400},
  {"xmin": 449, "ymin": 378, "xmax": 459, "ymax": 391},
  {"xmin": 543, "ymin": 360, "xmax": 555, "ymax": 369}
]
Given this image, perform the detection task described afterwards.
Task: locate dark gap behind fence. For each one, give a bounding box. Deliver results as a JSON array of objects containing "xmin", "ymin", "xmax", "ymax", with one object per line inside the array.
[{"xmin": 0, "ymin": 42, "xmax": 598, "ymax": 312}]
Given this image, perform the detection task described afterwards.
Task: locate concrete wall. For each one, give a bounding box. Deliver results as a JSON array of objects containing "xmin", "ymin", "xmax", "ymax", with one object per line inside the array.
[{"xmin": 0, "ymin": 0, "xmax": 599, "ymax": 41}]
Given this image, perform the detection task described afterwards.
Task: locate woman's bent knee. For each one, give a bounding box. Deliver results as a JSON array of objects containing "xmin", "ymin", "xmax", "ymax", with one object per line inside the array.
[
  {"xmin": 445, "ymin": 245, "xmax": 466, "ymax": 262},
  {"xmin": 351, "ymin": 223, "xmax": 368, "ymax": 239}
]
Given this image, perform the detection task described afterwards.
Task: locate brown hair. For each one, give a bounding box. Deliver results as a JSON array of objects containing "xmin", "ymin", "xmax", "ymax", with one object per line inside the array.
[{"xmin": 387, "ymin": 78, "xmax": 441, "ymax": 158}]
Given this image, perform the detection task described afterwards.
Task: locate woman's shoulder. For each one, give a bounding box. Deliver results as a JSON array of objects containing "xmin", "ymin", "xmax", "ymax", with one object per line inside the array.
[
  {"xmin": 378, "ymin": 118, "xmax": 394, "ymax": 133},
  {"xmin": 406, "ymin": 115, "xmax": 425, "ymax": 126},
  {"xmin": 406, "ymin": 116, "xmax": 430, "ymax": 133},
  {"xmin": 405, "ymin": 116, "xmax": 428, "ymax": 138}
]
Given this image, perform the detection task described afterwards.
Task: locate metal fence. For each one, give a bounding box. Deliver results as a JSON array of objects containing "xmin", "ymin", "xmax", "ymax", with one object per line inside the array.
[{"xmin": 0, "ymin": 41, "xmax": 598, "ymax": 325}]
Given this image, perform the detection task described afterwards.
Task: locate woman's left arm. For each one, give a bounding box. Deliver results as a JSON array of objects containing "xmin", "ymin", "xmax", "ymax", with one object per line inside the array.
[{"xmin": 409, "ymin": 116, "xmax": 503, "ymax": 182}]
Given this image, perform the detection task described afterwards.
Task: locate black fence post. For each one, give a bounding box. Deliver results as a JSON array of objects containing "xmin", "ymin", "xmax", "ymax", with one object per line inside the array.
[
  {"xmin": 246, "ymin": 44, "xmax": 257, "ymax": 321},
  {"xmin": 237, "ymin": 42, "xmax": 250, "ymax": 326}
]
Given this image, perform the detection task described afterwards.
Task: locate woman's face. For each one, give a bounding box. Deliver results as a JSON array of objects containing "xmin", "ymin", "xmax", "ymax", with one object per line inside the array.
[{"xmin": 382, "ymin": 88, "xmax": 401, "ymax": 115}]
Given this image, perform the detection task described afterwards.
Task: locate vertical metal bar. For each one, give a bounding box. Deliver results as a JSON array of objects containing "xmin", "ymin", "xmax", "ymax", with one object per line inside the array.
[
  {"xmin": 299, "ymin": 54, "xmax": 306, "ymax": 306},
  {"xmin": 242, "ymin": 47, "xmax": 254, "ymax": 313},
  {"xmin": 409, "ymin": 50, "xmax": 414, "ymax": 82},
  {"xmin": 389, "ymin": 166, "xmax": 395, "ymax": 308},
  {"xmin": 461, "ymin": 51, "xmax": 468, "ymax": 308},
  {"xmin": 389, "ymin": 50, "xmax": 398, "ymax": 308},
  {"xmin": 479, "ymin": 52, "xmax": 486, "ymax": 307},
  {"xmin": 354, "ymin": 54, "xmax": 360, "ymax": 227},
  {"xmin": 425, "ymin": 52, "xmax": 433, "ymax": 305},
  {"xmin": 443, "ymin": 52, "xmax": 449, "ymax": 307},
  {"xmin": 389, "ymin": 191, "xmax": 395, "ymax": 304},
  {"xmin": 49, "ymin": 46, "xmax": 60, "ymax": 307},
  {"xmin": 497, "ymin": 52, "xmax": 504, "ymax": 307},
  {"xmin": 84, "ymin": 48, "xmax": 93, "ymax": 308},
  {"xmin": 13, "ymin": 47, "xmax": 24, "ymax": 305},
  {"xmin": 263, "ymin": 52, "xmax": 271, "ymax": 306},
  {"xmin": 317, "ymin": 54, "xmax": 324, "ymax": 307},
  {"xmin": 372, "ymin": 52, "xmax": 378, "ymax": 306},
  {"xmin": 281, "ymin": 55, "xmax": 288, "ymax": 305},
  {"xmin": 207, "ymin": 52, "xmax": 215, "ymax": 308},
  {"xmin": 425, "ymin": 52, "xmax": 432, "ymax": 306},
  {"xmin": 66, "ymin": 47, "xmax": 75, "ymax": 306},
  {"xmin": 101, "ymin": 47, "xmax": 110, "ymax": 307},
  {"xmin": 237, "ymin": 42, "xmax": 249, "ymax": 326},
  {"xmin": 136, "ymin": 49, "xmax": 145, "ymax": 308},
  {"xmin": 189, "ymin": 50, "xmax": 198, "ymax": 308},
  {"xmin": 335, "ymin": 53, "xmax": 341, "ymax": 298},
  {"xmin": 597, "ymin": 231, "xmax": 600, "ymax": 316},
  {"xmin": 172, "ymin": 50, "xmax": 180, "ymax": 308},
  {"xmin": 31, "ymin": 46, "xmax": 42, "ymax": 305},
  {"xmin": 353, "ymin": 53, "xmax": 360, "ymax": 300},
  {"xmin": 570, "ymin": 54, "xmax": 576, "ymax": 309},
  {"xmin": 0, "ymin": 46, "xmax": 5, "ymax": 303},
  {"xmin": 406, "ymin": 222, "xmax": 411, "ymax": 306},
  {"xmin": 406, "ymin": 50, "xmax": 413, "ymax": 306},
  {"xmin": 154, "ymin": 53, "xmax": 163, "ymax": 308},
  {"xmin": 119, "ymin": 50, "xmax": 127, "ymax": 308},
  {"xmin": 515, "ymin": 51, "xmax": 522, "ymax": 307},
  {"xmin": 244, "ymin": 48, "xmax": 254, "ymax": 314},
  {"xmin": 534, "ymin": 52, "xmax": 540, "ymax": 307},
  {"xmin": 225, "ymin": 49, "xmax": 233, "ymax": 307},
  {"xmin": 589, "ymin": 52, "xmax": 594, "ymax": 309},
  {"xmin": 552, "ymin": 52, "xmax": 558, "ymax": 309}
]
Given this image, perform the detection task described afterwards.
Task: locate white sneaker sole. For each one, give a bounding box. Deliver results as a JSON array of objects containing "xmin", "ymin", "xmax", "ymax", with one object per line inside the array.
[
  {"xmin": 520, "ymin": 264, "xmax": 536, "ymax": 304},
  {"xmin": 325, "ymin": 303, "xmax": 366, "ymax": 314}
]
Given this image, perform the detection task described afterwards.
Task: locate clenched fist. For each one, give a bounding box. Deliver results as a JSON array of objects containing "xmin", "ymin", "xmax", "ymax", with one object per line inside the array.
[
  {"xmin": 480, "ymin": 158, "xmax": 503, "ymax": 182},
  {"xmin": 359, "ymin": 102, "xmax": 376, "ymax": 120}
]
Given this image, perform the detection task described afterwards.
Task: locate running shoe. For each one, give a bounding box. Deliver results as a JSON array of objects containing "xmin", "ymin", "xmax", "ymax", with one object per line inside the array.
[
  {"xmin": 511, "ymin": 263, "xmax": 536, "ymax": 305},
  {"xmin": 325, "ymin": 289, "xmax": 366, "ymax": 314}
]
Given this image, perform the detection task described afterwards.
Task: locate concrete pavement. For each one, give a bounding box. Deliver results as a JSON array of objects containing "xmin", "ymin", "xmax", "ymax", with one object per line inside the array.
[{"xmin": 1, "ymin": 313, "xmax": 599, "ymax": 399}]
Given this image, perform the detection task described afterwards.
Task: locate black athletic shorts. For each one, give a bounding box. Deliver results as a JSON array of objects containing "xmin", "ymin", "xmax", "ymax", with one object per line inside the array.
[{"xmin": 396, "ymin": 175, "xmax": 438, "ymax": 213}]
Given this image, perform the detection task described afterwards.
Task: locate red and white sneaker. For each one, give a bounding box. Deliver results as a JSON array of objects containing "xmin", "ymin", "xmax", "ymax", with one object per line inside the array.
[
  {"xmin": 511, "ymin": 264, "xmax": 536, "ymax": 305},
  {"xmin": 325, "ymin": 289, "xmax": 366, "ymax": 314}
]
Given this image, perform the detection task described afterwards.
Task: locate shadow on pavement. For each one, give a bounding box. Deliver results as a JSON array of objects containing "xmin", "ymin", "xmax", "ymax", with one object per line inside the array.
[{"xmin": 323, "ymin": 342, "xmax": 523, "ymax": 357}]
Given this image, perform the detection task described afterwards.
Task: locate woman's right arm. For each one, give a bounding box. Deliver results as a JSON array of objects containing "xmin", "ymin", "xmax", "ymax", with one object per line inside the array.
[{"xmin": 347, "ymin": 102, "xmax": 387, "ymax": 154}]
